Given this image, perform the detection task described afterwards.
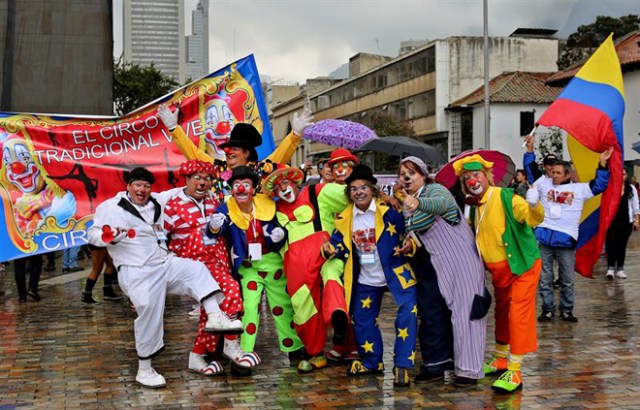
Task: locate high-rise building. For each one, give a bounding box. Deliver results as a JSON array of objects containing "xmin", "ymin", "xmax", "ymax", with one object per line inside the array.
[
  {"xmin": 185, "ymin": 0, "xmax": 209, "ymax": 81},
  {"xmin": 123, "ymin": 0, "xmax": 186, "ymax": 83}
]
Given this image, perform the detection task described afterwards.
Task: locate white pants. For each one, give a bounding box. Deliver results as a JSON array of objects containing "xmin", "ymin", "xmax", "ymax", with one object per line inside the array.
[{"xmin": 118, "ymin": 254, "xmax": 222, "ymax": 359}]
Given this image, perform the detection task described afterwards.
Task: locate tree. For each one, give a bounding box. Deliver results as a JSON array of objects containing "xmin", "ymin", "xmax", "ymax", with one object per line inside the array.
[
  {"xmin": 370, "ymin": 113, "xmax": 417, "ymax": 173},
  {"xmin": 113, "ymin": 58, "xmax": 180, "ymax": 116},
  {"xmin": 557, "ymin": 15, "xmax": 640, "ymax": 69}
]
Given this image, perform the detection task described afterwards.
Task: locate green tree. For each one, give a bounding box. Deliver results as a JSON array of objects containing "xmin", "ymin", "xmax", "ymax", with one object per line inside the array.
[
  {"xmin": 557, "ymin": 15, "xmax": 640, "ymax": 69},
  {"xmin": 370, "ymin": 113, "xmax": 416, "ymax": 173},
  {"xmin": 113, "ymin": 58, "xmax": 180, "ymax": 115}
]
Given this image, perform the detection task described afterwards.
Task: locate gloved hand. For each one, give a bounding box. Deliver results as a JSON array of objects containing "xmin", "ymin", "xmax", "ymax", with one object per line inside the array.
[
  {"xmin": 110, "ymin": 228, "xmax": 129, "ymax": 244},
  {"xmin": 157, "ymin": 104, "xmax": 179, "ymax": 130},
  {"xmin": 269, "ymin": 227, "xmax": 285, "ymax": 243},
  {"xmin": 208, "ymin": 213, "xmax": 226, "ymax": 230},
  {"xmin": 525, "ymin": 188, "xmax": 539, "ymax": 206},
  {"xmin": 291, "ymin": 108, "xmax": 314, "ymax": 136}
]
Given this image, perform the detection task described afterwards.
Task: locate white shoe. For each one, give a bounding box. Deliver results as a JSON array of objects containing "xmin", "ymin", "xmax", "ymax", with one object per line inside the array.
[
  {"xmin": 188, "ymin": 352, "xmax": 223, "ymax": 376},
  {"xmin": 223, "ymin": 338, "xmax": 261, "ymax": 368},
  {"xmin": 205, "ymin": 312, "xmax": 244, "ymax": 334},
  {"xmin": 135, "ymin": 367, "xmax": 166, "ymax": 389},
  {"xmin": 615, "ymin": 270, "xmax": 627, "ymax": 279},
  {"xmin": 605, "ymin": 268, "xmax": 615, "ymax": 280}
]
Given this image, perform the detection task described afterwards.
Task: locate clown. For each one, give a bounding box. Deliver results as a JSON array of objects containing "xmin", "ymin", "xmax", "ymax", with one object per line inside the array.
[
  {"xmin": 207, "ymin": 166, "xmax": 304, "ymax": 362},
  {"xmin": 454, "ymin": 154, "xmax": 543, "ymax": 394},
  {"xmin": 157, "ymin": 104, "xmax": 313, "ymax": 198},
  {"xmin": 202, "ymin": 91, "xmax": 237, "ymax": 159},
  {"xmin": 326, "ymin": 148, "xmax": 358, "ymax": 185},
  {"xmin": 262, "ymin": 164, "xmax": 352, "ymax": 373},
  {"xmin": 324, "ymin": 165, "xmax": 418, "ymax": 387},
  {"xmin": 0, "ymin": 131, "xmax": 76, "ymax": 236},
  {"xmin": 163, "ymin": 159, "xmax": 259, "ymax": 377}
]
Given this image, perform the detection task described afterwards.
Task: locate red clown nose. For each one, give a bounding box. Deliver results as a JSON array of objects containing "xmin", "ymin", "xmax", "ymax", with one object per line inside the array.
[
  {"xmin": 10, "ymin": 162, "xmax": 26, "ymax": 174},
  {"xmin": 224, "ymin": 147, "xmax": 232, "ymax": 154},
  {"xmin": 468, "ymin": 178, "xmax": 478, "ymax": 186},
  {"xmin": 237, "ymin": 184, "xmax": 246, "ymax": 193},
  {"xmin": 216, "ymin": 121, "xmax": 231, "ymax": 135}
]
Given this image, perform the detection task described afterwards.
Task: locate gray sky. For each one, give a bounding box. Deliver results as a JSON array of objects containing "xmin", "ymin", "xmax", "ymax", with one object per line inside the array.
[{"xmin": 114, "ymin": 0, "xmax": 639, "ymax": 83}]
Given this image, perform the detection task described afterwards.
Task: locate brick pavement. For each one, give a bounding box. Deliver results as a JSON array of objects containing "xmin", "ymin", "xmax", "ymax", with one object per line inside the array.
[{"xmin": 1, "ymin": 233, "xmax": 639, "ymax": 409}]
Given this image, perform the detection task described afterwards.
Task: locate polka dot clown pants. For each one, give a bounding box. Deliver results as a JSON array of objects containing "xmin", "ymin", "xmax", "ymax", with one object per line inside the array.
[{"xmin": 238, "ymin": 252, "xmax": 303, "ymax": 353}]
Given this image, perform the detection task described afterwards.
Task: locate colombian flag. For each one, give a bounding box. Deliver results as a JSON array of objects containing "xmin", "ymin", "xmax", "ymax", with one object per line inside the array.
[{"xmin": 537, "ymin": 34, "xmax": 624, "ymax": 277}]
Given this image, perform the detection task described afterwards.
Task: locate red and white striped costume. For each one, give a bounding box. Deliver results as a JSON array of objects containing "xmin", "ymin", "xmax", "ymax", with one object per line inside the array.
[{"xmin": 164, "ymin": 190, "xmax": 242, "ymax": 355}]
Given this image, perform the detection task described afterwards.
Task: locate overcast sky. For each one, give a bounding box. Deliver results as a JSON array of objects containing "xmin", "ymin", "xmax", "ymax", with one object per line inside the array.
[{"xmin": 114, "ymin": 0, "xmax": 638, "ymax": 84}]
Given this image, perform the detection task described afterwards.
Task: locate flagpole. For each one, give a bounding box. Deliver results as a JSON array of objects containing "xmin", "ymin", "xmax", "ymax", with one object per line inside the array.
[{"xmin": 483, "ymin": 0, "xmax": 490, "ymax": 149}]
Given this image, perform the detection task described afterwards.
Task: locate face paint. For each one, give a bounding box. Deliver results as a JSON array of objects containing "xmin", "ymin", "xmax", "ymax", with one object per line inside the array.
[
  {"xmin": 275, "ymin": 179, "xmax": 298, "ymax": 203},
  {"xmin": 462, "ymin": 170, "xmax": 489, "ymax": 197}
]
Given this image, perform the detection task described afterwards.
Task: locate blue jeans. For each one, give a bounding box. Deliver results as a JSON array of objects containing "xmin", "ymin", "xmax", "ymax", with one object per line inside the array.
[
  {"xmin": 63, "ymin": 247, "xmax": 80, "ymax": 269},
  {"xmin": 538, "ymin": 244, "xmax": 575, "ymax": 313}
]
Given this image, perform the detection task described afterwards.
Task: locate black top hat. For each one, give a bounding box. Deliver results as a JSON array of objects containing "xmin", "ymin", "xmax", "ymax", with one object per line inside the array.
[
  {"xmin": 345, "ymin": 164, "xmax": 377, "ymax": 186},
  {"xmin": 219, "ymin": 123, "xmax": 262, "ymax": 162},
  {"xmin": 228, "ymin": 165, "xmax": 260, "ymax": 187}
]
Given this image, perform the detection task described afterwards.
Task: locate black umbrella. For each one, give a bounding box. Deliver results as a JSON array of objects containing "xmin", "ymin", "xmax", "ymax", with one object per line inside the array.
[{"xmin": 359, "ymin": 136, "xmax": 447, "ymax": 165}]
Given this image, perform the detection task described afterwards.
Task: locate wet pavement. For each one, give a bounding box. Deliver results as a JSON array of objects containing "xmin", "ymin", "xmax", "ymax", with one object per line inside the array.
[{"xmin": 1, "ymin": 233, "xmax": 639, "ymax": 409}]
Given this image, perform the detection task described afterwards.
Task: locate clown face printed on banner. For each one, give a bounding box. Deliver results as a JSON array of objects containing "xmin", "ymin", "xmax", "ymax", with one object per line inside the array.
[
  {"xmin": 2, "ymin": 135, "xmax": 45, "ymax": 194},
  {"xmin": 203, "ymin": 92, "xmax": 237, "ymax": 159}
]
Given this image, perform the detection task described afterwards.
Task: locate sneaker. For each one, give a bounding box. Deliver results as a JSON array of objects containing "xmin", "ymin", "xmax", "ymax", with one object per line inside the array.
[
  {"xmin": 103, "ymin": 285, "xmax": 122, "ymax": 301},
  {"xmin": 297, "ymin": 354, "xmax": 328, "ymax": 373},
  {"xmin": 81, "ymin": 291, "xmax": 97, "ymax": 304},
  {"xmin": 491, "ymin": 370, "xmax": 522, "ymax": 393},
  {"xmin": 27, "ymin": 289, "xmax": 42, "ymax": 302},
  {"xmin": 453, "ymin": 375, "xmax": 478, "ymax": 388},
  {"xmin": 223, "ymin": 338, "xmax": 260, "ymax": 368},
  {"xmin": 483, "ymin": 357, "xmax": 508, "ymax": 375},
  {"xmin": 393, "ymin": 367, "xmax": 411, "ymax": 387},
  {"xmin": 188, "ymin": 352, "xmax": 223, "ymax": 376},
  {"xmin": 414, "ymin": 371, "xmax": 444, "ymax": 384},
  {"xmin": 204, "ymin": 312, "xmax": 244, "ymax": 334},
  {"xmin": 615, "ymin": 270, "xmax": 627, "ymax": 279},
  {"xmin": 605, "ymin": 268, "xmax": 615, "ymax": 280},
  {"xmin": 537, "ymin": 311, "xmax": 555, "ymax": 322},
  {"xmin": 135, "ymin": 367, "xmax": 166, "ymax": 388},
  {"xmin": 560, "ymin": 311, "xmax": 578, "ymax": 323},
  {"xmin": 326, "ymin": 349, "xmax": 344, "ymax": 362},
  {"xmin": 188, "ymin": 305, "xmax": 202, "ymax": 317},
  {"xmin": 347, "ymin": 360, "xmax": 383, "ymax": 376}
]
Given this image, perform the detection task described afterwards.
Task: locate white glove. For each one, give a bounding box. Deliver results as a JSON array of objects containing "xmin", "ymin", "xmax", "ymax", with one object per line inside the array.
[
  {"xmin": 110, "ymin": 229, "xmax": 129, "ymax": 244},
  {"xmin": 291, "ymin": 108, "xmax": 314, "ymax": 136},
  {"xmin": 208, "ymin": 213, "xmax": 226, "ymax": 230},
  {"xmin": 525, "ymin": 188, "xmax": 539, "ymax": 206},
  {"xmin": 268, "ymin": 227, "xmax": 285, "ymax": 243},
  {"xmin": 157, "ymin": 104, "xmax": 179, "ymax": 130}
]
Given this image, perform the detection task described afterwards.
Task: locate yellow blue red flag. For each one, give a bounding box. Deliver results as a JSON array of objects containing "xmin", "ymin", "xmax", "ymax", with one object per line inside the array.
[{"xmin": 537, "ymin": 34, "xmax": 624, "ymax": 277}]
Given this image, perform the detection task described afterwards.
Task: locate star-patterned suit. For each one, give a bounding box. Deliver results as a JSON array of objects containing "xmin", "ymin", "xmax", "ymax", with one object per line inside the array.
[
  {"xmin": 327, "ymin": 198, "xmax": 418, "ymax": 371},
  {"xmin": 209, "ymin": 193, "xmax": 303, "ymax": 354}
]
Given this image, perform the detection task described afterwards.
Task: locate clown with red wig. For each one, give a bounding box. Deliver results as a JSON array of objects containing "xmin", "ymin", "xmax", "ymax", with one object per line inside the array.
[{"xmin": 163, "ymin": 159, "xmax": 260, "ymax": 376}]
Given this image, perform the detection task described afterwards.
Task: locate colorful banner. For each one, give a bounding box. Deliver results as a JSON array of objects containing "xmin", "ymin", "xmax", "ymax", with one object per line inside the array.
[
  {"xmin": 0, "ymin": 55, "xmax": 273, "ymax": 262},
  {"xmin": 537, "ymin": 34, "xmax": 624, "ymax": 277}
]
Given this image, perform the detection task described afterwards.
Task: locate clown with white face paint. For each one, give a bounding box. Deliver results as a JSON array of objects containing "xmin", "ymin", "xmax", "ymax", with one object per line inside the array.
[
  {"xmin": 207, "ymin": 165, "xmax": 303, "ymax": 363},
  {"xmin": 0, "ymin": 131, "xmax": 77, "ymax": 235},
  {"xmin": 263, "ymin": 164, "xmax": 353, "ymax": 373},
  {"xmin": 453, "ymin": 154, "xmax": 544, "ymax": 394}
]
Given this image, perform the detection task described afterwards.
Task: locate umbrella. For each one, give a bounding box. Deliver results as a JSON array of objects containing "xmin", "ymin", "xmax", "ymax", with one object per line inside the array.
[
  {"xmin": 359, "ymin": 136, "xmax": 446, "ymax": 165},
  {"xmin": 435, "ymin": 149, "xmax": 515, "ymax": 189},
  {"xmin": 302, "ymin": 119, "xmax": 378, "ymax": 150}
]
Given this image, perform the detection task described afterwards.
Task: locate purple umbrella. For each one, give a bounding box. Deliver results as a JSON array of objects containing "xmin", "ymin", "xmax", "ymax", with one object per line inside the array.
[{"xmin": 302, "ymin": 119, "xmax": 378, "ymax": 150}]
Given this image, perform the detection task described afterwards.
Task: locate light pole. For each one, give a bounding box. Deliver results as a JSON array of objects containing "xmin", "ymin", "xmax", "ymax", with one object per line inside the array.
[{"xmin": 483, "ymin": 0, "xmax": 490, "ymax": 149}]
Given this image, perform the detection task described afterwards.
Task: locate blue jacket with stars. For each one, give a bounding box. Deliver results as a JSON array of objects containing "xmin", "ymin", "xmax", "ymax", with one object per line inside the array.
[
  {"xmin": 328, "ymin": 198, "xmax": 417, "ymax": 312},
  {"xmin": 209, "ymin": 194, "xmax": 287, "ymax": 274}
]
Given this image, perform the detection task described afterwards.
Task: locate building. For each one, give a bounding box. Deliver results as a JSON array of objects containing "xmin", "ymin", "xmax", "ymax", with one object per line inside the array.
[
  {"xmin": 447, "ymin": 71, "xmax": 563, "ymax": 166},
  {"xmin": 123, "ymin": 0, "xmax": 185, "ymax": 83},
  {"xmin": 298, "ymin": 33, "xmax": 559, "ymax": 166},
  {"xmin": 0, "ymin": 0, "xmax": 113, "ymax": 114},
  {"xmin": 185, "ymin": 0, "xmax": 209, "ymax": 82}
]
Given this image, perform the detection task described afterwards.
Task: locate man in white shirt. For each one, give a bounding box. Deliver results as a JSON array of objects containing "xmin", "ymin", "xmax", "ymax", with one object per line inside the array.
[{"xmin": 87, "ymin": 167, "xmax": 242, "ymax": 389}]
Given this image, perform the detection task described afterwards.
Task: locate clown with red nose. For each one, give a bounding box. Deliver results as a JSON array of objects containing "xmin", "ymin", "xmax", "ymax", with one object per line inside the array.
[{"xmin": 206, "ymin": 165, "xmax": 304, "ymax": 364}]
